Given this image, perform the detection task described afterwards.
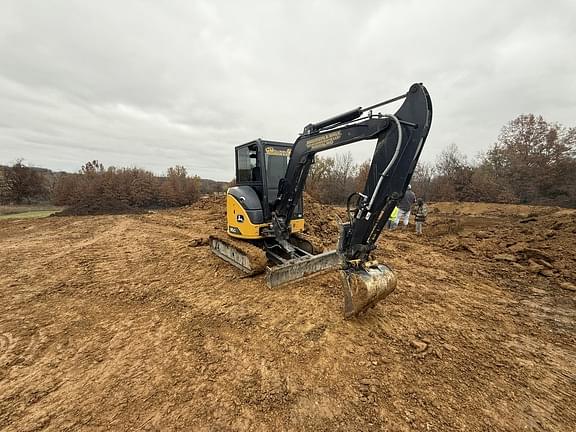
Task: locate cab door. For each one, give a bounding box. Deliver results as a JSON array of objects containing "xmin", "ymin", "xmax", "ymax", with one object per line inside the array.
[{"xmin": 235, "ymin": 143, "xmax": 264, "ymax": 199}]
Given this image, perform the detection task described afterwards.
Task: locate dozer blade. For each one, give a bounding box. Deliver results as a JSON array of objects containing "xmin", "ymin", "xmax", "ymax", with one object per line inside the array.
[
  {"xmin": 340, "ymin": 263, "xmax": 397, "ymax": 318},
  {"xmin": 266, "ymin": 250, "xmax": 341, "ymax": 288},
  {"xmin": 209, "ymin": 235, "xmax": 268, "ymax": 275}
]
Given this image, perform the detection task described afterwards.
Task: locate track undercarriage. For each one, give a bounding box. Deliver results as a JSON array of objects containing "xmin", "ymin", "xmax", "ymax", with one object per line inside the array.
[{"xmin": 209, "ymin": 234, "xmax": 340, "ymax": 287}]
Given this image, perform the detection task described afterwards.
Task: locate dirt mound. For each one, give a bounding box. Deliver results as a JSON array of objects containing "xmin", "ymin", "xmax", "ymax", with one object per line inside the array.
[
  {"xmin": 55, "ymin": 199, "xmax": 147, "ymax": 216},
  {"xmin": 191, "ymin": 195, "xmax": 226, "ymax": 212},
  {"xmin": 425, "ymin": 217, "xmax": 463, "ymax": 237},
  {"xmin": 302, "ymin": 194, "xmax": 345, "ymax": 246},
  {"xmin": 189, "ymin": 193, "xmax": 343, "ymax": 247},
  {"xmin": 430, "ymin": 206, "xmax": 576, "ymax": 291}
]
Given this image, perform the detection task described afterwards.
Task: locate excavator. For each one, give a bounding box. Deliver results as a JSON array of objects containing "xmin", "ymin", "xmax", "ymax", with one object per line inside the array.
[{"xmin": 210, "ymin": 83, "xmax": 432, "ymax": 317}]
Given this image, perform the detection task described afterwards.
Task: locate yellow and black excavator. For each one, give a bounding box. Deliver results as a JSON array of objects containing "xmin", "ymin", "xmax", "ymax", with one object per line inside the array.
[{"xmin": 210, "ymin": 83, "xmax": 432, "ymax": 317}]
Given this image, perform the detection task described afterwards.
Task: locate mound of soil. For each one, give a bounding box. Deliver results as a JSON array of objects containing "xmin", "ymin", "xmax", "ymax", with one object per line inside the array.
[
  {"xmin": 188, "ymin": 193, "xmax": 344, "ymax": 247},
  {"xmin": 431, "ymin": 206, "xmax": 576, "ymax": 289},
  {"xmin": 191, "ymin": 195, "xmax": 226, "ymax": 212},
  {"xmin": 55, "ymin": 200, "xmax": 147, "ymax": 216},
  {"xmin": 302, "ymin": 194, "xmax": 345, "ymax": 246}
]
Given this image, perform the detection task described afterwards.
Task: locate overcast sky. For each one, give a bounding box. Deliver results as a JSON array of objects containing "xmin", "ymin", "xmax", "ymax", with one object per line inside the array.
[{"xmin": 1, "ymin": 0, "xmax": 575, "ymax": 180}]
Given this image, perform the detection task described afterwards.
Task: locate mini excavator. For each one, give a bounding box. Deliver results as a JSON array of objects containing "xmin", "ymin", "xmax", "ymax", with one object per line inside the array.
[{"xmin": 210, "ymin": 83, "xmax": 432, "ymax": 317}]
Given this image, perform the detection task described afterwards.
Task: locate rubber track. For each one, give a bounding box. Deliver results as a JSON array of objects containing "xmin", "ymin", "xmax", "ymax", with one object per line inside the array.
[{"xmin": 209, "ymin": 234, "xmax": 268, "ymax": 274}]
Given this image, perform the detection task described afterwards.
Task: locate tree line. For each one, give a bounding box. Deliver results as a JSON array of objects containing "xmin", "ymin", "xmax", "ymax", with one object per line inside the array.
[
  {"xmin": 412, "ymin": 114, "xmax": 576, "ymax": 206},
  {"xmin": 2, "ymin": 113, "xmax": 575, "ymax": 210},
  {"xmin": 0, "ymin": 160, "xmax": 52, "ymax": 204},
  {"xmin": 0, "ymin": 160, "xmax": 204, "ymax": 212},
  {"xmin": 306, "ymin": 114, "xmax": 576, "ymax": 208}
]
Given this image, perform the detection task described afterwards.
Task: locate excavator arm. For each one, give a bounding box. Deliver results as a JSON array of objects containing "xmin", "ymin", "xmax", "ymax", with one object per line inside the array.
[
  {"xmin": 274, "ymin": 84, "xmax": 431, "ymax": 259},
  {"xmin": 340, "ymin": 83, "xmax": 432, "ymax": 261},
  {"xmin": 270, "ymin": 116, "xmax": 396, "ymax": 255},
  {"xmin": 270, "ymin": 83, "xmax": 432, "ymax": 316}
]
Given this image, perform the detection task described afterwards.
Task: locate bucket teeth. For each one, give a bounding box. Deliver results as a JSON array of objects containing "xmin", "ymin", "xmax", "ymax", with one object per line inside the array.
[{"xmin": 341, "ymin": 264, "xmax": 397, "ymax": 318}]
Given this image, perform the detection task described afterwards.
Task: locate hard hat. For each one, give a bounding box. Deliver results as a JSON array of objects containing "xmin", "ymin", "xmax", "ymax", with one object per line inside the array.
[{"xmin": 408, "ymin": 184, "xmax": 412, "ymax": 190}]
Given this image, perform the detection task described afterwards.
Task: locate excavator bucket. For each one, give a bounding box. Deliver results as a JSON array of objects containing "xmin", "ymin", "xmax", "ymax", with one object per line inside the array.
[{"xmin": 340, "ymin": 263, "xmax": 397, "ymax": 318}]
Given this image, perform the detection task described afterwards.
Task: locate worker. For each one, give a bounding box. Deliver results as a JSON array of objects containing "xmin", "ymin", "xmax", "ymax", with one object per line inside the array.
[
  {"xmin": 414, "ymin": 198, "xmax": 428, "ymax": 235},
  {"xmin": 385, "ymin": 206, "xmax": 399, "ymax": 229},
  {"xmin": 393, "ymin": 184, "xmax": 416, "ymax": 229}
]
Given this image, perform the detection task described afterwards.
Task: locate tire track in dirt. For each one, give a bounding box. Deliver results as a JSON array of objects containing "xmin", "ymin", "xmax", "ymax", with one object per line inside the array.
[{"xmin": 0, "ymin": 334, "xmax": 16, "ymax": 367}]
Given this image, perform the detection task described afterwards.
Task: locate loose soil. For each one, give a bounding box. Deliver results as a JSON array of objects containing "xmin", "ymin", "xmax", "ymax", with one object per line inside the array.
[{"xmin": 1, "ymin": 197, "xmax": 574, "ymax": 431}]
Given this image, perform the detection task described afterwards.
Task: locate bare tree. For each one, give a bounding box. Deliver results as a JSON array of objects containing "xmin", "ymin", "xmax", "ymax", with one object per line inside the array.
[
  {"xmin": 429, "ymin": 144, "xmax": 473, "ymax": 201},
  {"xmin": 306, "ymin": 152, "xmax": 358, "ymax": 204},
  {"xmin": 0, "ymin": 167, "xmax": 12, "ymax": 203},
  {"xmin": 411, "ymin": 161, "xmax": 435, "ymax": 200},
  {"xmin": 160, "ymin": 165, "xmax": 200, "ymax": 206},
  {"xmin": 307, "ymin": 156, "xmax": 334, "ymax": 195},
  {"xmin": 354, "ymin": 160, "xmax": 370, "ymax": 193},
  {"xmin": 53, "ymin": 161, "xmax": 201, "ymax": 213}
]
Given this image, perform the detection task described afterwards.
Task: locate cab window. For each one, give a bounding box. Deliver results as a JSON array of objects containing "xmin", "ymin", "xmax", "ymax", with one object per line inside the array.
[
  {"xmin": 236, "ymin": 145, "xmax": 258, "ymax": 182},
  {"xmin": 264, "ymin": 146, "xmax": 290, "ymax": 203}
]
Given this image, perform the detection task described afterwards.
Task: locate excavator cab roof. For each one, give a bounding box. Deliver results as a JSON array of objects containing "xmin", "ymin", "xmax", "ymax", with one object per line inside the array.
[
  {"xmin": 234, "ymin": 139, "xmax": 292, "ymax": 153},
  {"xmin": 234, "ymin": 139, "xmax": 292, "ymax": 182}
]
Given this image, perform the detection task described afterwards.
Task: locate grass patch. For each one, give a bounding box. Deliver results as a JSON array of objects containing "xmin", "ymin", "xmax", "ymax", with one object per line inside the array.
[
  {"xmin": 0, "ymin": 205, "xmax": 63, "ymax": 216},
  {"xmin": 0, "ymin": 210, "xmax": 60, "ymax": 220}
]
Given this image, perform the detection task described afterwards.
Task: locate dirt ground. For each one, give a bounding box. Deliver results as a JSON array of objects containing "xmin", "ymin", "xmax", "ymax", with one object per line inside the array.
[{"xmin": 1, "ymin": 197, "xmax": 575, "ymax": 431}]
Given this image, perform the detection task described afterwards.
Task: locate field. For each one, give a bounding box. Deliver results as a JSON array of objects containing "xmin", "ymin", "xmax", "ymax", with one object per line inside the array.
[{"xmin": 0, "ymin": 198, "xmax": 575, "ymax": 431}]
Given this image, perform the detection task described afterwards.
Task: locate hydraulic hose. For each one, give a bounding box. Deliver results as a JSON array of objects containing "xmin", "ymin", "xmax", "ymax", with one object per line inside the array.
[{"xmin": 363, "ymin": 114, "xmax": 402, "ymax": 219}]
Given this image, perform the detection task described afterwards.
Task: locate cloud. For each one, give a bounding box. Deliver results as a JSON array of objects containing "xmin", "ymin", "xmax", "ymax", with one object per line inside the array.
[{"xmin": 1, "ymin": 0, "xmax": 575, "ymax": 180}]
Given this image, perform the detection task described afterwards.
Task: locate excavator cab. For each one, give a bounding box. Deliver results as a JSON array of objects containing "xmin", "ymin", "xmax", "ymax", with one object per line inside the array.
[{"xmin": 227, "ymin": 140, "xmax": 304, "ymax": 240}]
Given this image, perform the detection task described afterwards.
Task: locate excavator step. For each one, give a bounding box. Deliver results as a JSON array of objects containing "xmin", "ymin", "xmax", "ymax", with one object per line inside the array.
[{"xmin": 265, "ymin": 250, "xmax": 341, "ymax": 288}]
